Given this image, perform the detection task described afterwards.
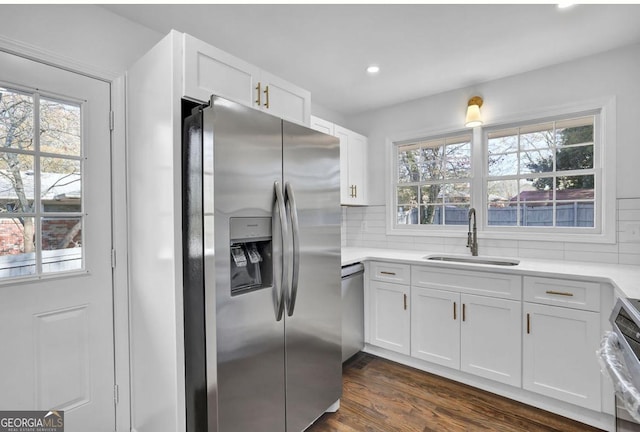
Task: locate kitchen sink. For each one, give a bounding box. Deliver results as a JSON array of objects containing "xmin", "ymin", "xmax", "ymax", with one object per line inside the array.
[{"xmin": 424, "ymin": 254, "xmax": 520, "ymax": 266}]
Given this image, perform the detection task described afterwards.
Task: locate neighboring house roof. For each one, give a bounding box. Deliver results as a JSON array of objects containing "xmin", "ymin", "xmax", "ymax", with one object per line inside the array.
[
  {"xmin": 509, "ymin": 189, "xmax": 594, "ymax": 205},
  {"xmin": 0, "ymin": 171, "xmax": 81, "ymax": 202}
]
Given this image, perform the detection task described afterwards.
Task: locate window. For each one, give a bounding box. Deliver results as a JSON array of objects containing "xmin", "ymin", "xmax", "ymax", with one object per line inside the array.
[
  {"xmin": 388, "ymin": 102, "xmax": 613, "ymax": 242},
  {"xmin": 0, "ymin": 86, "xmax": 83, "ymax": 278},
  {"xmin": 395, "ymin": 133, "xmax": 472, "ymax": 226},
  {"xmin": 486, "ymin": 116, "xmax": 596, "ymax": 229}
]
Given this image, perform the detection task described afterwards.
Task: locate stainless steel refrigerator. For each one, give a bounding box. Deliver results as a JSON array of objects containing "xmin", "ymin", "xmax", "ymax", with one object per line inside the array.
[{"xmin": 182, "ymin": 95, "xmax": 342, "ymax": 432}]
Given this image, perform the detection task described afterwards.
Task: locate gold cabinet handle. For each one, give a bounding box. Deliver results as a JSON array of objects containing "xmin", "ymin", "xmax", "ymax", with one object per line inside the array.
[
  {"xmin": 453, "ymin": 302, "xmax": 457, "ymax": 320},
  {"xmin": 545, "ymin": 290, "xmax": 574, "ymax": 297},
  {"xmin": 380, "ymin": 271, "xmax": 396, "ymax": 276},
  {"xmin": 255, "ymin": 82, "xmax": 262, "ymax": 106},
  {"xmin": 264, "ymin": 85, "xmax": 270, "ymax": 108},
  {"xmin": 462, "ymin": 303, "xmax": 466, "ymax": 322},
  {"xmin": 527, "ymin": 313, "xmax": 531, "ymax": 334},
  {"xmin": 403, "ymin": 293, "xmax": 407, "ymax": 311}
]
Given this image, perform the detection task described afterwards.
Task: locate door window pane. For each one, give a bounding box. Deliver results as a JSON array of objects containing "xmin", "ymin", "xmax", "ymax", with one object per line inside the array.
[
  {"xmin": 41, "ymin": 217, "xmax": 82, "ymax": 273},
  {"xmin": 0, "ymin": 154, "xmax": 35, "ymax": 213},
  {"xmin": 0, "ymin": 217, "xmax": 35, "ymax": 277},
  {"xmin": 40, "ymin": 98, "xmax": 81, "ymax": 157},
  {"xmin": 41, "ymin": 157, "xmax": 81, "ymax": 212}
]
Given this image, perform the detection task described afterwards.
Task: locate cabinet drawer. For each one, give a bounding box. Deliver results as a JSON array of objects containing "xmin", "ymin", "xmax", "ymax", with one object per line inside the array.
[
  {"xmin": 369, "ymin": 262, "xmax": 411, "ymax": 285},
  {"xmin": 523, "ymin": 276, "xmax": 600, "ymax": 312},
  {"xmin": 412, "ymin": 266, "xmax": 522, "ymax": 300}
]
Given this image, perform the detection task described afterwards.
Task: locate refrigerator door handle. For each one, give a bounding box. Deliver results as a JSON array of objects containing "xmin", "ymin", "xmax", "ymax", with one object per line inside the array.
[
  {"xmin": 285, "ymin": 182, "xmax": 300, "ymax": 317},
  {"xmin": 274, "ymin": 181, "xmax": 288, "ymax": 322}
]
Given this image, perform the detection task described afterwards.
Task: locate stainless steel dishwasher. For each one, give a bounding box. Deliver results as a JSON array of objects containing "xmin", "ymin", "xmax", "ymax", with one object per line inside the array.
[{"xmin": 341, "ymin": 263, "xmax": 365, "ymax": 362}]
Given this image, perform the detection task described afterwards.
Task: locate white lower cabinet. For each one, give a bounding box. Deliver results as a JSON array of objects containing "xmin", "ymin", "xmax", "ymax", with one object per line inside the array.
[
  {"xmin": 370, "ymin": 280, "xmax": 410, "ymax": 355},
  {"xmin": 460, "ymin": 294, "xmax": 521, "ymax": 387},
  {"xmin": 411, "ymin": 287, "xmax": 460, "ymax": 368},
  {"xmin": 411, "ymin": 287, "xmax": 521, "ymax": 386},
  {"xmin": 522, "ymin": 302, "xmax": 601, "ymax": 411}
]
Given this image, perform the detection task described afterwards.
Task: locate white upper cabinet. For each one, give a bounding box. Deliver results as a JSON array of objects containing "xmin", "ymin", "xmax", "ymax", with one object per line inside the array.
[
  {"xmin": 183, "ymin": 33, "xmax": 310, "ymax": 125},
  {"xmin": 309, "ymin": 116, "xmax": 334, "ymax": 136},
  {"xmin": 310, "ymin": 116, "xmax": 368, "ymax": 206}
]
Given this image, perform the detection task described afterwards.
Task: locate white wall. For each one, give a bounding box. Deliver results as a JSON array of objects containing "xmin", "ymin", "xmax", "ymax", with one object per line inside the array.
[
  {"xmin": 0, "ymin": 5, "xmax": 162, "ymax": 78},
  {"xmin": 344, "ymin": 42, "xmax": 640, "ymax": 265}
]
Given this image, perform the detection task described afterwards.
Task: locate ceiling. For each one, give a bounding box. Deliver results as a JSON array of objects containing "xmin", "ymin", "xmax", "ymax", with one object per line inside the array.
[{"xmin": 102, "ymin": 4, "xmax": 640, "ymax": 117}]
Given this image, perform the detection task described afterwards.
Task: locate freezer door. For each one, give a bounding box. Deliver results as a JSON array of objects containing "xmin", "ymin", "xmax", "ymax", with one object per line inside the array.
[
  {"xmin": 283, "ymin": 121, "xmax": 342, "ymax": 431},
  {"xmin": 207, "ymin": 96, "xmax": 287, "ymax": 432}
]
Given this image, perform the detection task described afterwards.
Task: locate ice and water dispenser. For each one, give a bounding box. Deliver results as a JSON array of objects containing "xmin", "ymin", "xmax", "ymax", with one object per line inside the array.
[{"xmin": 229, "ymin": 217, "xmax": 273, "ymax": 296}]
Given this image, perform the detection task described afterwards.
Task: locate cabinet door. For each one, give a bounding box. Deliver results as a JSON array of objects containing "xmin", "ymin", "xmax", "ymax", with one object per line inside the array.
[
  {"xmin": 460, "ymin": 294, "xmax": 521, "ymax": 387},
  {"xmin": 348, "ymin": 132, "xmax": 367, "ymax": 205},
  {"xmin": 259, "ymin": 70, "xmax": 310, "ymax": 125},
  {"xmin": 183, "ymin": 33, "xmax": 260, "ymax": 105},
  {"xmin": 335, "ymin": 126, "xmax": 367, "ymax": 205},
  {"xmin": 523, "ymin": 303, "xmax": 601, "ymax": 410},
  {"xmin": 369, "ymin": 280, "xmax": 410, "ymax": 355},
  {"xmin": 411, "ymin": 287, "xmax": 460, "ymax": 369}
]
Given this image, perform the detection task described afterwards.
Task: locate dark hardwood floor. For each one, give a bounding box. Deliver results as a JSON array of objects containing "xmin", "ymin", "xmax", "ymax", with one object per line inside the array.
[{"xmin": 307, "ymin": 353, "xmax": 604, "ymax": 432}]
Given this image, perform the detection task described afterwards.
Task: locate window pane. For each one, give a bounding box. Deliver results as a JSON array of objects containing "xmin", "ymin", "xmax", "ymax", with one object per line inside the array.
[
  {"xmin": 488, "ymin": 153, "xmax": 517, "ymax": 176},
  {"xmin": 42, "ymin": 217, "xmax": 82, "ymax": 273},
  {"xmin": 488, "ymin": 204, "xmax": 518, "ymax": 226},
  {"xmin": 556, "ymin": 145, "xmax": 593, "ymax": 171},
  {"xmin": 520, "ymin": 177, "xmax": 553, "ymax": 196},
  {"xmin": 444, "ymin": 142, "xmax": 470, "ymax": 178},
  {"xmin": 520, "ymin": 149, "xmax": 553, "ymax": 174},
  {"xmin": 520, "ymin": 123, "xmax": 553, "ymax": 151},
  {"xmin": 397, "ymin": 148, "xmax": 420, "ymax": 183},
  {"xmin": 41, "ymin": 157, "xmax": 81, "ymax": 212},
  {"xmin": 0, "ymin": 88, "xmax": 34, "ymax": 152},
  {"xmin": 420, "ymin": 184, "xmax": 442, "ymax": 205},
  {"xmin": 420, "ymin": 204, "xmax": 441, "ymax": 225},
  {"xmin": 397, "ymin": 205, "xmax": 418, "ymax": 225},
  {"xmin": 0, "ymin": 217, "xmax": 35, "ymax": 277},
  {"xmin": 397, "ymin": 186, "xmax": 418, "ymax": 205},
  {"xmin": 555, "ymin": 117, "xmax": 593, "ymax": 146},
  {"xmin": 488, "ymin": 179, "xmax": 518, "ymax": 206},
  {"xmin": 40, "ymin": 98, "xmax": 81, "ymax": 156},
  {"xmin": 556, "ymin": 202, "xmax": 594, "ymax": 227},
  {"xmin": 420, "ymin": 147, "xmax": 444, "ymax": 180},
  {"xmin": 442, "ymin": 183, "xmax": 470, "ymax": 204},
  {"xmin": 556, "ymin": 175, "xmax": 594, "ymax": 200},
  {"xmin": 521, "ymin": 203, "xmax": 553, "ymax": 226},
  {"xmin": 444, "ymin": 204, "xmax": 469, "ymax": 225},
  {"xmin": 0, "ymin": 153, "xmax": 35, "ymax": 213},
  {"xmin": 488, "ymin": 129, "xmax": 518, "ymax": 154}
]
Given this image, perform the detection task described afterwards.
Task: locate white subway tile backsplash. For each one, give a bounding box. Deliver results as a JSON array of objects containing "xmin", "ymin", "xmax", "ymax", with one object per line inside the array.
[
  {"xmin": 619, "ymin": 254, "xmax": 640, "ymax": 266},
  {"xmin": 618, "ymin": 198, "xmax": 640, "ymax": 210},
  {"xmin": 343, "ymin": 198, "xmax": 640, "ymax": 265},
  {"xmin": 518, "ymin": 248, "xmax": 565, "ymax": 261}
]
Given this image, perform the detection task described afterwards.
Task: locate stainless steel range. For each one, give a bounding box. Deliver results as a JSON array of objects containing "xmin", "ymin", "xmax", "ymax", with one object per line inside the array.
[{"xmin": 599, "ymin": 297, "xmax": 640, "ymax": 431}]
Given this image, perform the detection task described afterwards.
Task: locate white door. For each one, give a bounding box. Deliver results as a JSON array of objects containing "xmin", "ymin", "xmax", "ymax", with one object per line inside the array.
[{"xmin": 0, "ymin": 51, "xmax": 114, "ymax": 431}]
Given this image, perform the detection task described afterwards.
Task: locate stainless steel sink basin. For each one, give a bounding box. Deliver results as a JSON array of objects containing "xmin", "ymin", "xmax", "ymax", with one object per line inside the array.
[{"xmin": 424, "ymin": 254, "xmax": 520, "ymax": 266}]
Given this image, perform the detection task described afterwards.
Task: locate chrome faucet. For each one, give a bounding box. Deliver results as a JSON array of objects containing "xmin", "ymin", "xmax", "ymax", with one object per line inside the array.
[{"xmin": 467, "ymin": 208, "xmax": 478, "ymax": 256}]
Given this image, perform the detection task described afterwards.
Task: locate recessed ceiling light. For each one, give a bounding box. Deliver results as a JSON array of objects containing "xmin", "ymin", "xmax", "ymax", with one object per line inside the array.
[
  {"xmin": 366, "ymin": 65, "xmax": 380, "ymax": 74},
  {"xmin": 557, "ymin": 3, "xmax": 575, "ymax": 9}
]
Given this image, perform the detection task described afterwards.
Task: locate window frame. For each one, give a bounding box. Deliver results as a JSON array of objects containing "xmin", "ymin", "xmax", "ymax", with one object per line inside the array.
[
  {"xmin": 0, "ymin": 81, "xmax": 87, "ymax": 280},
  {"xmin": 386, "ymin": 97, "xmax": 616, "ymax": 244}
]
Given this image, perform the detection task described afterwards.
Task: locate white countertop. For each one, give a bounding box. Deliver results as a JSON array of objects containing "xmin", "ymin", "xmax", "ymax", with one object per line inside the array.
[{"xmin": 342, "ymin": 246, "xmax": 640, "ymax": 299}]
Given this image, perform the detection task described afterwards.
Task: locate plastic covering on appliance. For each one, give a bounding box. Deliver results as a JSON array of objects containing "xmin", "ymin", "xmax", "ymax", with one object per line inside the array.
[{"xmin": 598, "ymin": 331, "xmax": 640, "ymax": 423}]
